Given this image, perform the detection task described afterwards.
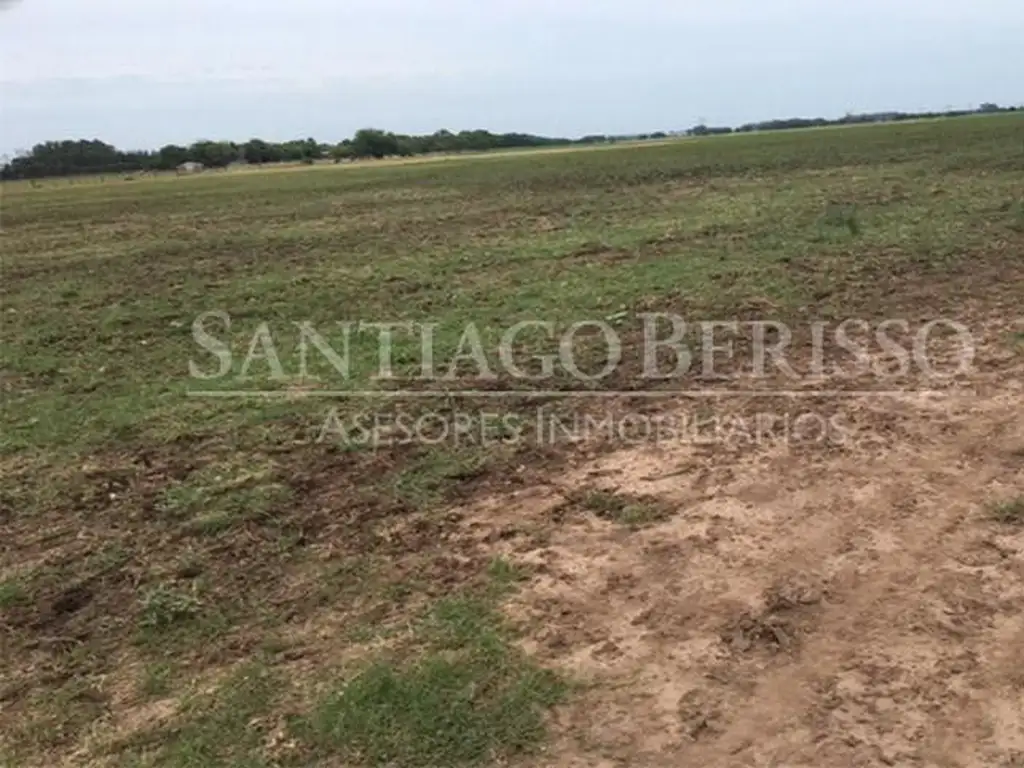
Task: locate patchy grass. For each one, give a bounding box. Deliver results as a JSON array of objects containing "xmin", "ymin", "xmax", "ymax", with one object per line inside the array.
[
  {"xmin": 487, "ymin": 556, "xmax": 530, "ymax": 588},
  {"xmin": 139, "ymin": 663, "xmax": 175, "ymax": 699},
  {"xmin": 2, "ymin": 113, "xmax": 1024, "ymax": 765},
  {"xmin": 990, "ymin": 497, "xmax": 1024, "ymax": 525},
  {"xmin": 117, "ymin": 575, "xmax": 563, "ymax": 768},
  {"xmin": 573, "ymin": 488, "xmax": 675, "ymax": 529},
  {"xmin": 128, "ymin": 663, "xmax": 281, "ymax": 768},
  {"xmin": 817, "ymin": 202, "xmax": 862, "ymax": 238},
  {"xmin": 297, "ymin": 595, "xmax": 565, "ymax": 768},
  {"xmin": 138, "ymin": 585, "xmax": 204, "ymax": 632},
  {"xmin": 0, "ymin": 577, "xmax": 30, "ymax": 608},
  {"xmin": 154, "ymin": 462, "xmax": 293, "ymax": 537},
  {"xmin": 390, "ymin": 448, "xmax": 492, "ymax": 509}
]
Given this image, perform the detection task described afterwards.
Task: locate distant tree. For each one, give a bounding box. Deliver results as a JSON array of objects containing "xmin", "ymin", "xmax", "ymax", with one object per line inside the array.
[
  {"xmin": 351, "ymin": 128, "xmax": 399, "ymax": 159},
  {"xmin": 189, "ymin": 140, "xmax": 238, "ymax": 168},
  {"xmin": 303, "ymin": 137, "xmax": 323, "ymax": 160},
  {"xmin": 0, "ymin": 139, "xmax": 131, "ymax": 179},
  {"xmin": 243, "ymin": 138, "xmax": 277, "ymax": 164},
  {"xmin": 429, "ymin": 129, "xmax": 457, "ymax": 153},
  {"xmin": 156, "ymin": 144, "xmax": 190, "ymax": 170},
  {"xmin": 329, "ymin": 142, "xmax": 354, "ymax": 162}
]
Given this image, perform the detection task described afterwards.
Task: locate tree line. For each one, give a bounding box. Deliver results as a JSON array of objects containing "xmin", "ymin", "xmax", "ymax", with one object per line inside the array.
[
  {"xmin": 2, "ymin": 103, "xmax": 1018, "ymax": 180},
  {"xmin": 1, "ymin": 130, "xmax": 588, "ymax": 180},
  {"xmin": 688, "ymin": 103, "xmax": 1016, "ymax": 136}
]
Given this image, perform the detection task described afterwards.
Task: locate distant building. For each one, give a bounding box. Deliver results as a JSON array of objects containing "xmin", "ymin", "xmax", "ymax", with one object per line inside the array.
[{"xmin": 177, "ymin": 161, "xmax": 204, "ymax": 174}]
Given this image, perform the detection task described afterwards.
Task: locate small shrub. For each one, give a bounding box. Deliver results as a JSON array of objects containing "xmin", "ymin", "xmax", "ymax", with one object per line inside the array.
[{"xmin": 139, "ymin": 585, "xmax": 202, "ymax": 630}]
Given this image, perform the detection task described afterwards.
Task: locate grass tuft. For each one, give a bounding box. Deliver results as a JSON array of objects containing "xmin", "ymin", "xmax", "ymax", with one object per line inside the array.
[
  {"xmin": 0, "ymin": 578, "xmax": 29, "ymax": 609},
  {"xmin": 155, "ymin": 464, "xmax": 292, "ymax": 537},
  {"xmin": 486, "ymin": 557, "xmax": 529, "ymax": 591},
  {"xmin": 578, "ymin": 489, "xmax": 674, "ymax": 529},
  {"xmin": 156, "ymin": 664, "xmax": 279, "ymax": 768},
  {"xmin": 138, "ymin": 585, "xmax": 203, "ymax": 631},
  {"xmin": 990, "ymin": 496, "xmax": 1024, "ymax": 525},
  {"xmin": 139, "ymin": 663, "xmax": 175, "ymax": 699},
  {"xmin": 296, "ymin": 596, "xmax": 565, "ymax": 767}
]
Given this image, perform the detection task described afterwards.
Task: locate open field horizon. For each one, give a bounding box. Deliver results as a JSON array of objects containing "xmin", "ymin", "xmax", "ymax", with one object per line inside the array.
[
  {"xmin": 5, "ymin": 109, "xmax": 1019, "ymax": 189},
  {"xmin": 2, "ymin": 112, "xmax": 1024, "ymax": 767}
]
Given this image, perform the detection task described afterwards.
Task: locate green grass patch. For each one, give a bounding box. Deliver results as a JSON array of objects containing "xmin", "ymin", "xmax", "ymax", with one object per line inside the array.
[
  {"xmin": 155, "ymin": 463, "xmax": 292, "ymax": 537},
  {"xmin": 990, "ymin": 496, "xmax": 1024, "ymax": 525},
  {"xmin": 486, "ymin": 557, "xmax": 529, "ymax": 590},
  {"xmin": 0, "ymin": 577, "xmax": 30, "ymax": 609},
  {"xmin": 577, "ymin": 489, "xmax": 675, "ymax": 529},
  {"xmin": 389, "ymin": 448, "xmax": 491, "ymax": 508},
  {"xmin": 138, "ymin": 585, "xmax": 204, "ymax": 631},
  {"xmin": 296, "ymin": 595, "xmax": 565, "ymax": 768},
  {"xmin": 140, "ymin": 663, "xmax": 175, "ymax": 699},
  {"xmin": 144, "ymin": 663, "xmax": 279, "ymax": 768}
]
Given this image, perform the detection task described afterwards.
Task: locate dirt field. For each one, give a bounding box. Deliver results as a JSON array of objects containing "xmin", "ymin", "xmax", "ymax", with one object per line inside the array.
[
  {"xmin": 2, "ymin": 115, "xmax": 1023, "ymax": 767},
  {"xmin": 464, "ymin": 311, "xmax": 1024, "ymax": 767}
]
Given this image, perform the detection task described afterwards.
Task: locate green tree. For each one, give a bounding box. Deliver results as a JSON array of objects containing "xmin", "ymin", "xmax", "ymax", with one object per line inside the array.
[
  {"xmin": 156, "ymin": 144, "xmax": 190, "ymax": 169},
  {"xmin": 190, "ymin": 141, "xmax": 238, "ymax": 168},
  {"xmin": 351, "ymin": 129, "xmax": 399, "ymax": 159}
]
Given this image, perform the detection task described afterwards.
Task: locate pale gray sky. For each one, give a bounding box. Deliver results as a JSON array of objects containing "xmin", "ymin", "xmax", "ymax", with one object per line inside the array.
[{"xmin": 1, "ymin": 0, "xmax": 1021, "ymax": 153}]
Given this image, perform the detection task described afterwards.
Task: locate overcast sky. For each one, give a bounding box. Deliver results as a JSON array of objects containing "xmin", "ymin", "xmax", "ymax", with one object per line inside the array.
[{"xmin": 1, "ymin": 0, "xmax": 1021, "ymax": 154}]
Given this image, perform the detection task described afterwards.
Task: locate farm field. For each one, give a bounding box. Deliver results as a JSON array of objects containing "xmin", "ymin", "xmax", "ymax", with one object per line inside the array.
[{"xmin": 2, "ymin": 114, "xmax": 1024, "ymax": 767}]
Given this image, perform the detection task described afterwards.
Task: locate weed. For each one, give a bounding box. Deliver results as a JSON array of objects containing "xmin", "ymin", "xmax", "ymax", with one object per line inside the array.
[
  {"xmin": 486, "ymin": 557, "xmax": 528, "ymax": 590},
  {"xmin": 138, "ymin": 586, "xmax": 203, "ymax": 630},
  {"xmin": 0, "ymin": 578, "xmax": 29, "ymax": 609},
  {"xmin": 578, "ymin": 489, "xmax": 673, "ymax": 528},
  {"xmin": 140, "ymin": 663, "xmax": 174, "ymax": 699},
  {"xmin": 990, "ymin": 497, "xmax": 1024, "ymax": 525}
]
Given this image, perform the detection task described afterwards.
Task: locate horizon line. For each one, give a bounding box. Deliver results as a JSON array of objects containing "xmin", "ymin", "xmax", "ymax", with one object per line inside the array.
[{"xmin": 4, "ymin": 104, "xmax": 1020, "ymax": 168}]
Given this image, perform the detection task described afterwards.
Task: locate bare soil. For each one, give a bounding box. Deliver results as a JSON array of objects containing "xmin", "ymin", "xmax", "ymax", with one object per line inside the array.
[{"xmin": 454, "ymin": 308, "xmax": 1024, "ymax": 767}]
